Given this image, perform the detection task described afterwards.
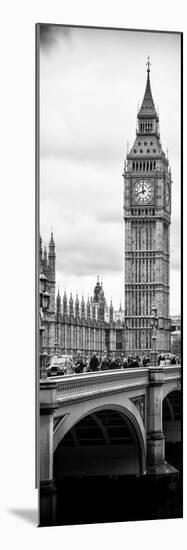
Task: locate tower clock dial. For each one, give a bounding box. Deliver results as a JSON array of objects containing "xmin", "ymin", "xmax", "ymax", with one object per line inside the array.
[{"xmin": 132, "ymin": 180, "xmax": 153, "ymax": 204}]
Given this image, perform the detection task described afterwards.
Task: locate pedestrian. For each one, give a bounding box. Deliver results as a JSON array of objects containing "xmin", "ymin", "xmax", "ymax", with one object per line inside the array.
[
  {"xmin": 160, "ymin": 354, "xmax": 165, "ymax": 366},
  {"xmin": 127, "ymin": 356, "xmax": 133, "ymax": 368},
  {"xmin": 110, "ymin": 355, "xmax": 119, "ymax": 369},
  {"xmin": 89, "ymin": 353, "xmax": 99, "ymax": 372},
  {"xmin": 74, "ymin": 351, "xmax": 84, "ymax": 373},
  {"xmin": 65, "ymin": 357, "xmax": 75, "ymax": 375},
  {"xmin": 132, "ymin": 356, "xmax": 139, "ymax": 368},
  {"xmin": 101, "ymin": 355, "xmax": 109, "ymax": 370},
  {"xmin": 123, "ymin": 356, "xmax": 128, "ymax": 368}
]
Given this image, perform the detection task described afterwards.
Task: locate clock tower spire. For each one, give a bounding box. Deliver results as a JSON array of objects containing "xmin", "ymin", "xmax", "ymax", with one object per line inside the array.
[
  {"xmin": 137, "ymin": 57, "xmax": 159, "ymax": 137},
  {"xmin": 123, "ymin": 59, "xmax": 171, "ymax": 355}
]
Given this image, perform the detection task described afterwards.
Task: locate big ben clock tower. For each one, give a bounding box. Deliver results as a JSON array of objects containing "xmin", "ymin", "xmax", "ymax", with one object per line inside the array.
[{"xmin": 123, "ymin": 58, "xmax": 171, "ymax": 354}]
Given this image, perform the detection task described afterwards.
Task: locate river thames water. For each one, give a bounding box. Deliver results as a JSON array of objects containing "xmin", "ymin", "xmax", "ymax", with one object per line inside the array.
[{"xmin": 50, "ymin": 442, "xmax": 182, "ymax": 526}]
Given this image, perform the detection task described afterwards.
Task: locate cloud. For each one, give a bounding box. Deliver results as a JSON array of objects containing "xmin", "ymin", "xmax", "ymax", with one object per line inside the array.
[
  {"xmin": 40, "ymin": 27, "xmax": 181, "ymax": 312},
  {"xmin": 171, "ymin": 259, "xmax": 181, "ymax": 271},
  {"xmin": 57, "ymin": 247, "xmax": 122, "ymax": 277},
  {"xmin": 170, "ymin": 216, "xmax": 181, "ymax": 272},
  {"xmin": 42, "ymin": 216, "xmax": 123, "ymax": 277},
  {"xmin": 96, "ymin": 210, "xmax": 122, "ymax": 224},
  {"xmin": 39, "ymin": 24, "xmax": 71, "ymax": 51}
]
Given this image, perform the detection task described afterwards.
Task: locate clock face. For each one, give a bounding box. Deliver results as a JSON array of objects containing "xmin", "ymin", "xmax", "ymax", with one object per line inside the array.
[{"xmin": 132, "ymin": 180, "xmax": 154, "ymax": 204}]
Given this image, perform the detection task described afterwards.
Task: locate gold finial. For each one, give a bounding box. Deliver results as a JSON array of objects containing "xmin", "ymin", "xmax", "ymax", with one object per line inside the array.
[{"xmin": 146, "ymin": 56, "xmax": 151, "ymax": 73}]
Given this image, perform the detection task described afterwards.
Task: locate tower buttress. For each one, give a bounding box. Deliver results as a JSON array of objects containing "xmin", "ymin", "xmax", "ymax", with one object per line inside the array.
[
  {"xmin": 56, "ymin": 290, "xmax": 61, "ymax": 351},
  {"xmin": 63, "ymin": 291, "xmax": 68, "ymax": 316},
  {"xmin": 75, "ymin": 293, "xmax": 80, "ymax": 318},
  {"xmin": 69, "ymin": 293, "xmax": 74, "ymax": 317},
  {"xmin": 81, "ymin": 295, "xmax": 85, "ymax": 319},
  {"xmin": 91, "ymin": 298, "xmax": 96, "ymax": 321},
  {"xmin": 109, "ymin": 300, "xmax": 114, "ymax": 323},
  {"xmin": 86, "ymin": 297, "xmax": 91, "ymax": 320},
  {"xmin": 40, "ymin": 236, "xmax": 43, "ymax": 266},
  {"xmin": 56, "ymin": 290, "xmax": 61, "ymax": 316},
  {"xmin": 48, "ymin": 231, "xmax": 56, "ymax": 280},
  {"xmin": 47, "ymin": 232, "xmax": 56, "ymax": 313},
  {"xmin": 43, "ymin": 246, "xmax": 48, "ymax": 272},
  {"xmin": 98, "ymin": 281, "xmax": 105, "ymax": 322}
]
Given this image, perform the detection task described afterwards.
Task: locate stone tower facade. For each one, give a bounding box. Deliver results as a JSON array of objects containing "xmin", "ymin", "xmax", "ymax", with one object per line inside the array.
[
  {"xmin": 123, "ymin": 59, "xmax": 171, "ymax": 354},
  {"xmin": 40, "ymin": 232, "xmax": 56, "ymax": 353},
  {"xmin": 40, "ymin": 235, "xmax": 125, "ymax": 360}
]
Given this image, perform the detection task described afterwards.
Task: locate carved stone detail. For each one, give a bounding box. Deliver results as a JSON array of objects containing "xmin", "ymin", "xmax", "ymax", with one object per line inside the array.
[
  {"xmin": 131, "ymin": 395, "xmax": 145, "ymax": 424},
  {"xmin": 53, "ymin": 414, "xmax": 68, "ymax": 432}
]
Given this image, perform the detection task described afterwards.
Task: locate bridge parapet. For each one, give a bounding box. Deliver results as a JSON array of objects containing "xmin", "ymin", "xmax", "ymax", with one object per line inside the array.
[
  {"xmin": 40, "ymin": 368, "xmax": 150, "ymax": 408},
  {"xmin": 40, "ymin": 365, "xmax": 181, "ymax": 407},
  {"xmin": 162, "ymin": 365, "xmax": 181, "ymax": 384},
  {"xmin": 55, "ymin": 368, "xmax": 149, "ymax": 405},
  {"xmin": 39, "ymin": 364, "xmax": 181, "ymax": 502},
  {"xmin": 162, "ymin": 365, "xmax": 181, "ymax": 400}
]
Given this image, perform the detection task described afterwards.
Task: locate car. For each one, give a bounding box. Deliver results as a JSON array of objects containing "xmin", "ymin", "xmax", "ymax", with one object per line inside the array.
[{"xmin": 46, "ymin": 354, "xmax": 74, "ymax": 377}]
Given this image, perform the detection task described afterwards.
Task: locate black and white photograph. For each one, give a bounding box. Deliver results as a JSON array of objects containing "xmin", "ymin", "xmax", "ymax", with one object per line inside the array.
[{"xmin": 38, "ymin": 24, "xmax": 182, "ymax": 527}]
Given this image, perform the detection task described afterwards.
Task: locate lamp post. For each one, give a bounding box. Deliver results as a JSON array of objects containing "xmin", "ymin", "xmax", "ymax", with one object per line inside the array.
[
  {"xmin": 55, "ymin": 338, "xmax": 61, "ymax": 358},
  {"xmin": 150, "ymin": 306, "xmax": 158, "ymax": 367},
  {"xmin": 40, "ymin": 271, "xmax": 50, "ymax": 379},
  {"xmin": 126, "ymin": 322, "xmax": 129, "ymax": 353},
  {"xmin": 123, "ymin": 321, "xmax": 128, "ymax": 354}
]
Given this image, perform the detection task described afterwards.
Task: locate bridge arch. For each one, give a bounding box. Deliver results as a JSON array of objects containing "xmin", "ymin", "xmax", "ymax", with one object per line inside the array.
[
  {"xmin": 162, "ymin": 380, "xmax": 181, "ymax": 402},
  {"xmin": 53, "ymin": 396, "xmax": 146, "ymax": 477}
]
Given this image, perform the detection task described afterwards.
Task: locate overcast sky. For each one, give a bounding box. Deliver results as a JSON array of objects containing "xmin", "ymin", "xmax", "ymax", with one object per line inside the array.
[{"xmin": 40, "ymin": 25, "xmax": 181, "ymax": 315}]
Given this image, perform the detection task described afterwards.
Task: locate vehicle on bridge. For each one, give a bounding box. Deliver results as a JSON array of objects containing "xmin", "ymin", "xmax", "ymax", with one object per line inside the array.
[{"xmin": 46, "ymin": 354, "xmax": 75, "ymax": 376}]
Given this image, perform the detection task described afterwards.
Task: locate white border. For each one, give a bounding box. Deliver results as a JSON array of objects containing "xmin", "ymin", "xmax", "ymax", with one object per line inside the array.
[{"xmin": 1, "ymin": 0, "xmax": 186, "ymax": 548}]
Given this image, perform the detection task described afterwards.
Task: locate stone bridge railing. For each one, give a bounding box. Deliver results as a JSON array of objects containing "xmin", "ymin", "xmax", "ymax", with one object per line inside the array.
[
  {"xmin": 40, "ymin": 365, "xmax": 181, "ymax": 408},
  {"xmin": 55, "ymin": 367, "xmax": 149, "ymax": 405},
  {"xmin": 40, "ymin": 365, "xmax": 181, "ymax": 492}
]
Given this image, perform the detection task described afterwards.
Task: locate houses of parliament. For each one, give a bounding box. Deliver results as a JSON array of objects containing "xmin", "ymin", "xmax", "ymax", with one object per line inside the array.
[
  {"xmin": 40, "ymin": 233, "xmax": 125, "ymax": 359},
  {"xmin": 40, "ymin": 59, "xmax": 172, "ymax": 361}
]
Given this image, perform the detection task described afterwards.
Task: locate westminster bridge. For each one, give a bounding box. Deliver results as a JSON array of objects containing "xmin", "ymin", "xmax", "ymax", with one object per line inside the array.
[{"xmin": 39, "ymin": 365, "xmax": 181, "ymax": 525}]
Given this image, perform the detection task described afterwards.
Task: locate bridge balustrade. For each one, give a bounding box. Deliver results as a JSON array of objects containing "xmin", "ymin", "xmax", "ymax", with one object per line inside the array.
[{"xmin": 39, "ymin": 365, "xmax": 181, "ymax": 524}]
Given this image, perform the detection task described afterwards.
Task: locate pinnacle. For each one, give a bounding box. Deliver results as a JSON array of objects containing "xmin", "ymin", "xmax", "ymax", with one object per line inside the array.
[
  {"xmin": 138, "ymin": 61, "xmax": 157, "ymax": 119},
  {"xmin": 49, "ymin": 231, "xmax": 55, "ymax": 249}
]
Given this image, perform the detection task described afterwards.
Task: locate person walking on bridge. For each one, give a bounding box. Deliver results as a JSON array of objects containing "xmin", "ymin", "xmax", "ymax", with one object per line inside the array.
[
  {"xmin": 101, "ymin": 355, "xmax": 109, "ymax": 370},
  {"xmin": 74, "ymin": 351, "xmax": 85, "ymax": 373},
  {"xmin": 89, "ymin": 353, "xmax": 99, "ymax": 372}
]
